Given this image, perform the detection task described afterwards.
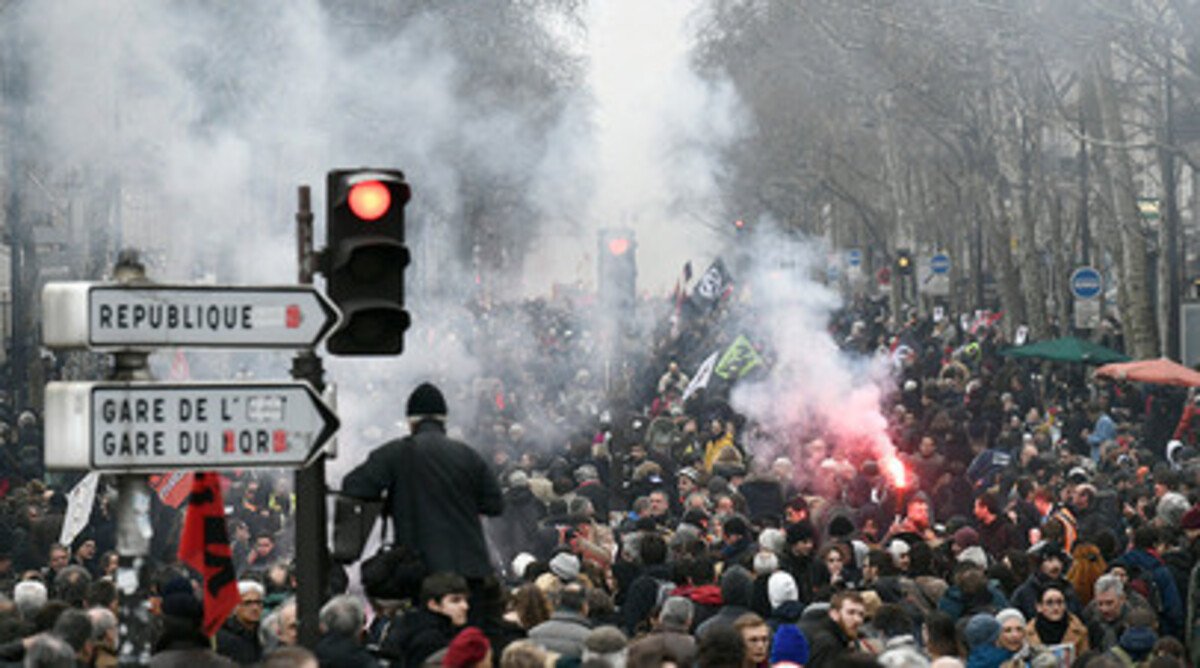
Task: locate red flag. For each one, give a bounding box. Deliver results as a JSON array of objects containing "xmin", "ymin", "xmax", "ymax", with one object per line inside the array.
[
  {"xmin": 178, "ymin": 472, "xmax": 239, "ymax": 636},
  {"xmin": 149, "ymin": 471, "xmax": 195, "ymax": 508}
]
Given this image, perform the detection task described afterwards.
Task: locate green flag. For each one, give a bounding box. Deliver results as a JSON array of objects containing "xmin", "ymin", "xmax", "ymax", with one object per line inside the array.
[{"xmin": 714, "ymin": 334, "xmax": 765, "ymax": 380}]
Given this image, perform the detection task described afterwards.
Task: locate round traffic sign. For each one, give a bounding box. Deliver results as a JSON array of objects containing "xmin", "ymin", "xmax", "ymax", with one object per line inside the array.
[
  {"xmin": 1070, "ymin": 267, "xmax": 1103, "ymax": 300},
  {"xmin": 847, "ymin": 249, "xmax": 863, "ymax": 267},
  {"xmin": 930, "ymin": 253, "xmax": 951, "ymax": 275}
]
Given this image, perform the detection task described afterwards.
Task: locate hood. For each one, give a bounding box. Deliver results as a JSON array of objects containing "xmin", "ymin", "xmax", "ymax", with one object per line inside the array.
[
  {"xmin": 1116, "ymin": 549, "xmax": 1162, "ymax": 571},
  {"xmin": 720, "ymin": 566, "xmax": 754, "ymax": 607},
  {"xmin": 675, "ymin": 584, "xmax": 723, "ymax": 607}
]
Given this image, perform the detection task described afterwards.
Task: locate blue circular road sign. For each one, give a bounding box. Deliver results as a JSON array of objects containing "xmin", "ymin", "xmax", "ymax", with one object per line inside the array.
[
  {"xmin": 930, "ymin": 253, "xmax": 951, "ymax": 275},
  {"xmin": 1070, "ymin": 267, "xmax": 1103, "ymax": 299},
  {"xmin": 847, "ymin": 249, "xmax": 863, "ymax": 267}
]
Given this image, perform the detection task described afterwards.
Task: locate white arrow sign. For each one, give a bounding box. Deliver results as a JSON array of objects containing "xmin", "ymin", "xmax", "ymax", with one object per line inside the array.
[
  {"xmin": 43, "ymin": 283, "xmax": 341, "ymax": 349},
  {"xmin": 44, "ymin": 381, "xmax": 339, "ymax": 472}
]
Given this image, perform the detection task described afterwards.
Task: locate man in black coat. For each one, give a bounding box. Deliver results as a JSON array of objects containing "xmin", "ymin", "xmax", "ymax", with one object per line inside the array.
[
  {"xmin": 804, "ymin": 591, "xmax": 867, "ymax": 668},
  {"xmin": 343, "ymin": 383, "xmax": 505, "ymax": 581},
  {"xmin": 314, "ymin": 594, "xmax": 380, "ymax": 668}
]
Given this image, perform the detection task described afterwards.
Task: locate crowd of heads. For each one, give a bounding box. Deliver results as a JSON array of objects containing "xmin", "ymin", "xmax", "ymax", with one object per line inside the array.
[{"xmin": 4, "ymin": 279, "xmax": 1200, "ymax": 667}]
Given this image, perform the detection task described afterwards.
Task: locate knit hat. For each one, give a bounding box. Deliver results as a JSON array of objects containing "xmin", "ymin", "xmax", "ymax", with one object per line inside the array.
[
  {"xmin": 1117, "ymin": 626, "xmax": 1157, "ymax": 660},
  {"xmin": 575, "ymin": 464, "xmax": 599, "ymax": 483},
  {"xmin": 160, "ymin": 577, "xmax": 203, "ymax": 623},
  {"xmin": 953, "ymin": 526, "xmax": 980, "ymax": 551},
  {"xmin": 443, "ymin": 627, "xmax": 490, "ymax": 668},
  {"xmin": 511, "ymin": 553, "xmax": 537, "ymax": 580},
  {"xmin": 770, "ymin": 624, "xmax": 810, "ymax": 666},
  {"xmin": 767, "ymin": 571, "xmax": 799, "ymax": 610},
  {"xmin": 508, "ymin": 470, "xmax": 529, "ymax": 488},
  {"xmin": 1181, "ymin": 504, "xmax": 1200, "ymax": 530},
  {"xmin": 786, "ymin": 521, "xmax": 816, "ymax": 545},
  {"xmin": 995, "ymin": 608, "xmax": 1026, "ymax": 628},
  {"xmin": 964, "ymin": 614, "xmax": 1001, "ymax": 648},
  {"xmin": 677, "ymin": 466, "xmax": 700, "ymax": 482},
  {"xmin": 957, "ymin": 546, "xmax": 988, "ymax": 569},
  {"xmin": 549, "ymin": 552, "xmax": 580, "ymax": 582},
  {"xmin": 887, "ymin": 539, "xmax": 910, "ymax": 560},
  {"xmin": 407, "ymin": 382, "xmax": 448, "ymax": 417},
  {"xmin": 584, "ymin": 625, "xmax": 628, "ymax": 654}
]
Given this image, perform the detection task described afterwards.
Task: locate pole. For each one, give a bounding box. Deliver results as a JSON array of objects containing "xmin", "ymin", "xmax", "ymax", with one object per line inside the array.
[
  {"xmin": 1162, "ymin": 56, "xmax": 1181, "ymax": 359},
  {"xmin": 110, "ymin": 250, "xmax": 155, "ymax": 667},
  {"xmin": 1078, "ymin": 112, "xmax": 1091, "ymax": 267},
  {"xmin": 292, "ymin": 186, "xmax": 330, "ymax": 649}
]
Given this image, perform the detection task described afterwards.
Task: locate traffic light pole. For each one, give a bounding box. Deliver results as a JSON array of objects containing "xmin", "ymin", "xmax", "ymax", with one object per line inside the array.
[{"xmin": 292, "ymin": 186, "xmax": 330, "ymax": 649}]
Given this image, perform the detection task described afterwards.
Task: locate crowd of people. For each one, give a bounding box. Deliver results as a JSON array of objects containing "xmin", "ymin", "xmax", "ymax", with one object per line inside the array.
[{"xmin": 3, "ymin": 271, "xmax": 1200, "ymax": 668}]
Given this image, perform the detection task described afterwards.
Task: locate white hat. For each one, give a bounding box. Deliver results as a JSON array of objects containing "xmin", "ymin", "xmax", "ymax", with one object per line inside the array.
[
  {"xmin": 511, "ymin": 552, "xmax": 537, "ymax": 579},
  {"xmin": 767, "ymin": 571, "xmax": 799, "ymax": 609}
]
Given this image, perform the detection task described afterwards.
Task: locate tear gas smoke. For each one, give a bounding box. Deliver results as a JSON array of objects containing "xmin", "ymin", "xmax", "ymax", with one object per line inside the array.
[{"xmin": 729, "ymin": 230, "xmax": 904, "ymax": 491}]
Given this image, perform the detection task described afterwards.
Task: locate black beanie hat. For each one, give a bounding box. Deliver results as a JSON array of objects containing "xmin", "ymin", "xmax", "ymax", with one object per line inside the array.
[
  {"xmin": 786, "ymin": 520, "xmax": 816, "ymax": 545},
  {"xmin": 407, "ymin": 382, "xmax": 448, "ymax": 417}
]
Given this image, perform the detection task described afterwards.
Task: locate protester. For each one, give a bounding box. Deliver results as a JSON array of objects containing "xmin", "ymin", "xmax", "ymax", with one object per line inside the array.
[{"xmin": 11, "ymin": 278, "xmax": 1200, "ymax": 668}]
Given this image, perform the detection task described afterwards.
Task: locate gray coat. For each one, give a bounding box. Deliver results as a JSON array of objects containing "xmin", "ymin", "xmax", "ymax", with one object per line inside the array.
[{"xmin": 528, "ymin": 611, "xmax": 592, "ymax": 658}]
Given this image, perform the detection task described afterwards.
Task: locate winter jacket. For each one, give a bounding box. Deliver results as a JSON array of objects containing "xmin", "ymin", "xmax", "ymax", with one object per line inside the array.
[
  {"xmin": 1010, "ymin": 573, "xmax": 1083, "ymax": 620},
  {"xmin": 314, "ymin": 632, "xmax": 380, "ymax": 668},
  {"xmin": 214, "ymin": 618, "xmax": 261, "ymax": 666},
  {"xmin": 390, "ymin": 608, "xmax": 460, "ymax": 668},
  {"xmin": 1026, "ymin": 614, "xmax": 1089, "ymax": 657},
  {"xmin": 803, "ymin": 615, "xmax": 857, "ymax": 668},
  {"xmin": 622, "ymin": 563, "xmax": 673, "ymax": 635},
  {"xmin": 938, "ymin": 582, "xmax": 1009, "ymax": 619},
  {"xmin": 1116, "ymin": 548, "xmax": 1184, "ymax": 639},
  {"xmin": 739, "ymin": 475, "xmax": 785, "ymax": 524},
  {"xmin": 342, "ymin": 421, "xmax": 504, "ymax": 578},
  {"xmin": 966, "ymin": 644, "xmax": 1014, "ymax": 668},
  {"xmin": 495, "ymin": 485, "xmax": 545, "ymax": 564},
  {"xmin": 528, "ymin": 611, "xmax": 592, "ymax": 658},
  {"xmin": 670, "ymin": 584, "xmax": 723, "ymax": 631}
]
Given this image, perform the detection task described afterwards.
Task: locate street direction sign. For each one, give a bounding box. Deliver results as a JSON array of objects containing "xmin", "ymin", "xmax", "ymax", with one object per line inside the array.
[
  {"xmin": 1070, "ymin": 267, "xmax": 1103, "ymax": 300},
  {"xmin": 44, "ymin": 381, "xmax": 339, "ymax": 472},
  {"xmin": 930, "ymin": 253, "xmax": 951, "ymax": 275},
  {"xmin": 847, "ymin": 249, "xmax": 863, "ymax": 267},
  {"xmin": 43, "ymin": 283, "xmax": 341, "ymax": 349}
]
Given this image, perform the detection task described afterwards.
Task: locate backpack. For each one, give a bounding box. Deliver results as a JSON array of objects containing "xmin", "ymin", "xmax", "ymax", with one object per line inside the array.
[
  {"xmin": 654, "ymin": 578, "xmax": 677, "ymax": 607},
  {"xmin": 1124, "ymin": 563, "xmax": 1164, "ymax": 614}
]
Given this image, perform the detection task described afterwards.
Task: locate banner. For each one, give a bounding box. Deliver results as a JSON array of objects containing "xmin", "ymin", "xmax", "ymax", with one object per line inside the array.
[
  {"xmin": 682, "ymin": 351, "xmax": 720, "ymax": 402},
  {"xmin": 178, "ymin": 472, "xmax": 240, "ymax": 636},
  {"xmin": 714, "ymin": 335, "xmax": 766, "ymax": 380},
  {"xmin": 690, "ymin": 259, "xmax": 734, "ymax": 310},
  {"xmin": 60, "ymin": 472, "xmax": 100, "ymax": 548}
]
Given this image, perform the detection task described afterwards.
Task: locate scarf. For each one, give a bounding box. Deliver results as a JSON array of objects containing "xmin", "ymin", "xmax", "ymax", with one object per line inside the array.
[{"xmin": 1034, "ymin": 614, "xmax": 1069, "ymax": 645}]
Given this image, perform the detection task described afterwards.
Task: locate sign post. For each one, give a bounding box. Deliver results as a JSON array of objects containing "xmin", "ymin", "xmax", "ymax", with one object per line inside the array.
[
  {"xmin": 44, "ymin": 381, "xmax": 338, "ymax": 472},
  {"xmin": 919, "ymin": 253, "xmax": 952, "ymax": 297},
  {"xmin": 1070, "ymin": 266, "xmax": 1103, "ymax": 330},
  {"xmin": 43, "ymin": 284, "xmax": 339, "ymax": 349}
]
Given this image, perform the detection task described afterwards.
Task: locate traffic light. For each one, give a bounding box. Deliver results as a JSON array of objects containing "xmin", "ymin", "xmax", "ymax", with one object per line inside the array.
[
  {"xmin": 324, "ymin": 168, "xmax": 411, "ymax": 355},
  {"xmin": 895, "ymin": 249, "xmax": 914, "ymax": 276},
  {"xmin": 598, "ymin": 229, "xmax": 637, "ymax": 316}
]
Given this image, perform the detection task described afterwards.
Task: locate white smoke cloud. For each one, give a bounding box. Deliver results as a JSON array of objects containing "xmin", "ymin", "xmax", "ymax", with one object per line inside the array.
[{"xmin": 728, "ymin": 230, "xmax": 903, "ymax": 488}]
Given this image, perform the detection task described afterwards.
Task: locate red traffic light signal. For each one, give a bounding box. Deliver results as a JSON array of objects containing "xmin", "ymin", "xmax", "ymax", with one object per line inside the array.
[
  {"xmin": 347, "ymin": 181, "xmax": 392, "ymax": 221},
  {"xmin": 608, "ymin": 238, "xmax": 630, "ymax": 256},
  {"xmin": 324, "ymin": 169, "xmax": 411, "ymax": 356}
]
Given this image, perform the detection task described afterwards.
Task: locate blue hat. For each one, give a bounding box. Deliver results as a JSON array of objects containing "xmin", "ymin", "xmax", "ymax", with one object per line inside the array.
[
  {"xmin": 770, "ymin": 624, "xmax": 809, "ymax": 665},
  {"xmin": 964, "ymin": 614, "xmax": 1000, "ymax": 648}
]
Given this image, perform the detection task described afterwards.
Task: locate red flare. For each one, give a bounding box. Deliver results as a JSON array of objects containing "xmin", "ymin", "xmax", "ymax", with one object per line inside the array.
[{"xmin": 883, "ymin": 456, "xmax": 908, "ymax": 490}]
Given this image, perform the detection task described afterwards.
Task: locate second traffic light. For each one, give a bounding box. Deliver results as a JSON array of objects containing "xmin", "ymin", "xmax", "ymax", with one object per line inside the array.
[
  {"xmin": 894, "ymin": 249, "xmax": 914, "ymax": 276},
  {"xmin": 324, "ymin": 169, "xmax": 411, "ymax": 355},
  {"xmin": 598, "ymin": 228, "xmax": 637, "ymax": 316}
]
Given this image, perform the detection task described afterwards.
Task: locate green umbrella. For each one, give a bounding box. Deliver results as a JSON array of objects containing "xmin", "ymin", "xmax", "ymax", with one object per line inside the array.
[{"xmin": 998, "ymin": 336, "xmax": 1130, "ymax": 364}]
